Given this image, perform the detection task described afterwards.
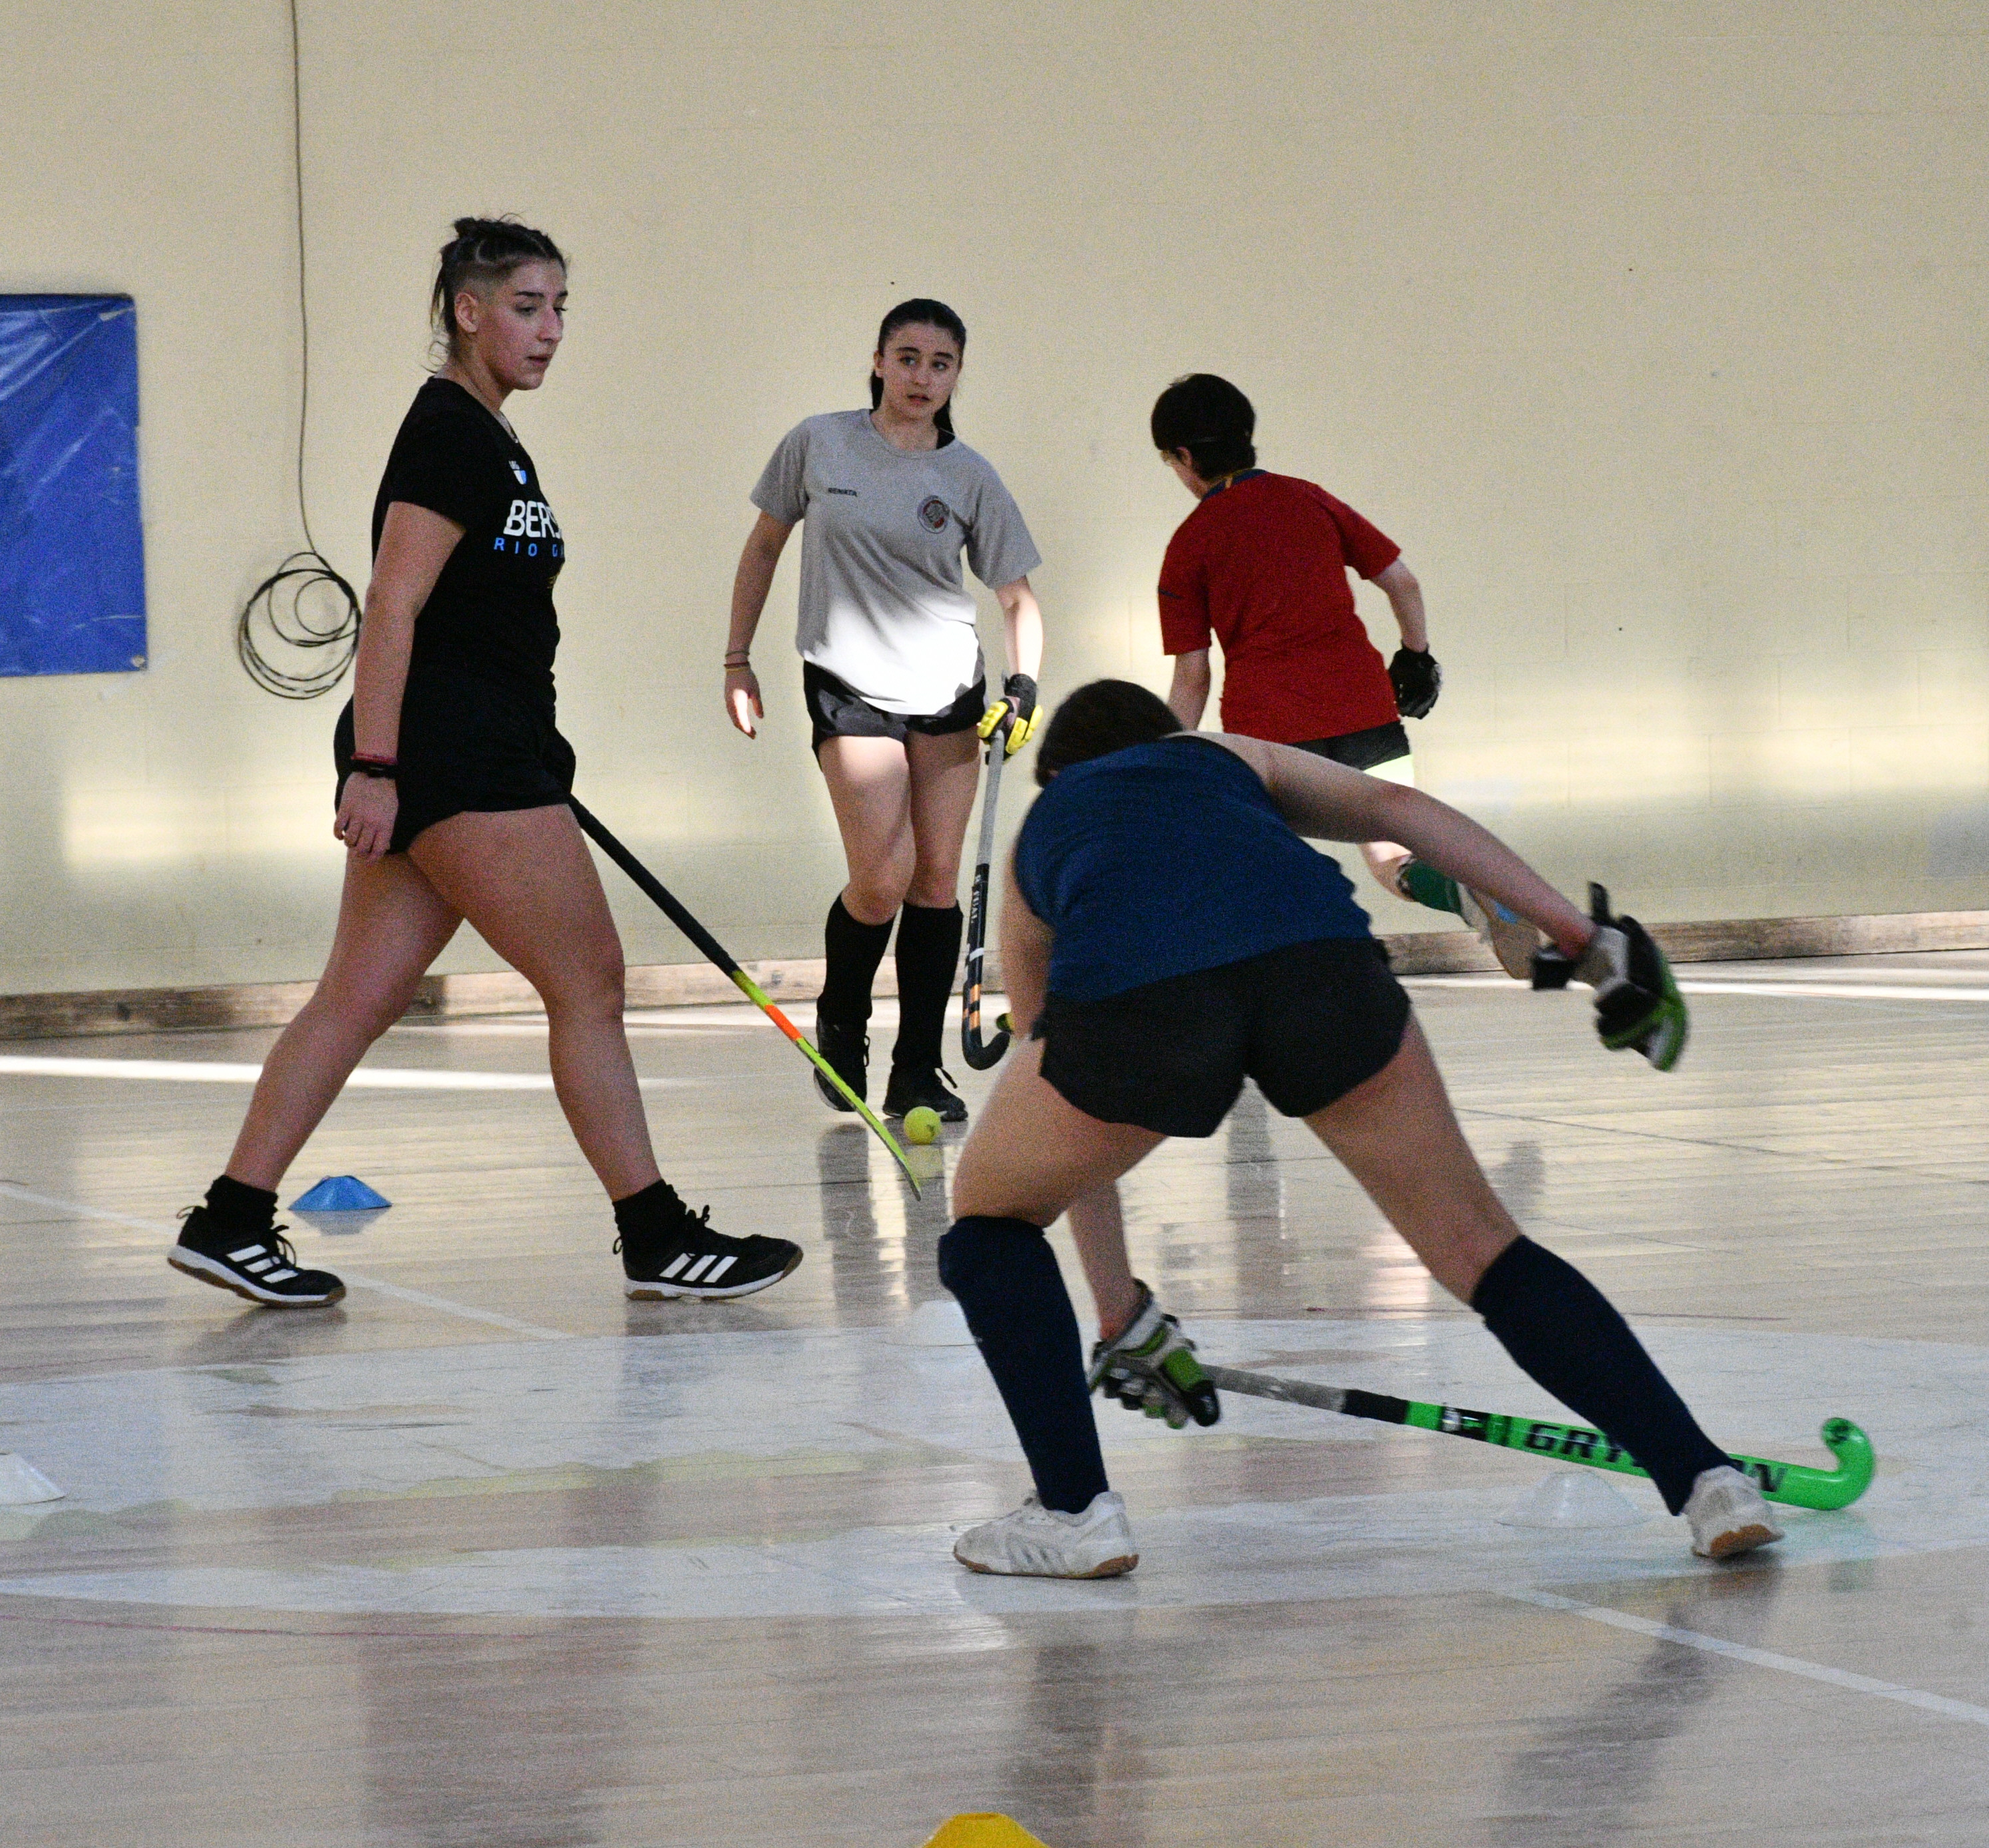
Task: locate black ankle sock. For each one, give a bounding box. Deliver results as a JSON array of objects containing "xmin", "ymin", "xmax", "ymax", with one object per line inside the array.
[
  {"xmin": 1471, "ymin": 1236, "xmax": 1729, "ymax": 1513},
  {"xmin": 938, "ymin": 1215, "xmax": 1109, "ymax": 1515},
  {"xmin": 202, "ymin": 1174, "xmax": 277, "ymax": 1235},
  {"xmin": 892, "ymin": 900, "xmax": 963, "ymax": 1071},
  {"xmin": 612, "ymin": 1179, "xmax": 683, "ymax": 1242},
  {"xmin": 820, "ymin": 897, "xmax": 894, "ymax": 1024}
]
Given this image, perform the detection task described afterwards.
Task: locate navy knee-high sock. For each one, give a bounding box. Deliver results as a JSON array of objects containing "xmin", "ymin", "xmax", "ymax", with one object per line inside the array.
[
  {"xmin": 1471, "ymin": 1236, "xmax": 1729, "ymax": 1513},
  {"xmin": 820, "ymin": 896, "xmax": 894, "ymax": 1025},
  {"xmin": 938, "ymin": 1215, "xmax": 1109, "ymax": 1514},
  {"xmin": 892, "ymin": 900, "xmax": 963, "ymax": 1071}
]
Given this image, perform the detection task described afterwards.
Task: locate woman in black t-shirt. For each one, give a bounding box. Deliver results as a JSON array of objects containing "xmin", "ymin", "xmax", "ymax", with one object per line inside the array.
[{"xmin": 167, "ymin": 218, "xmax": 801, "ymax": 1310}]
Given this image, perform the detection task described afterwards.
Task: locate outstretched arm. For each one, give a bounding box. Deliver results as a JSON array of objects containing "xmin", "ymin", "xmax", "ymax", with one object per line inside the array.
[{"xmin": 1200, "ymin": 733, "xmax": 1592, "ymax": 956}]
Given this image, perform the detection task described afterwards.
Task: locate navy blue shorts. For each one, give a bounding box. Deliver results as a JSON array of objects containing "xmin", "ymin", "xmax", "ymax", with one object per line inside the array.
[{"xmin": 1034, "ymin": 938, "xmax": 1411, "ymax": 1139}]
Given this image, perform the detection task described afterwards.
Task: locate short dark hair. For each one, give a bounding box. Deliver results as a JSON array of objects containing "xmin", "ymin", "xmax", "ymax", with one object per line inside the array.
[
  {"xmin": 431, "ymin": 216, "xmax": 566, "ymax": 361},
  {"xmin": 870, "ymin": 297, "xmax": 968, "ymax": 437},
  {"xmin": 1034, "ymin": 679, "xmax": 1180, "ymax": 786},
  {"xmin": 1150, "ymin": 373, "xmax": 1256, "ymax": 479}
]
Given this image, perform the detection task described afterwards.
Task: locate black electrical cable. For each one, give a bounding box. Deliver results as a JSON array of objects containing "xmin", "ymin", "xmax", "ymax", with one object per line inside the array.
[{"xmin": 236, "ymin": 0, "xmax": 361, "ymax": 699}]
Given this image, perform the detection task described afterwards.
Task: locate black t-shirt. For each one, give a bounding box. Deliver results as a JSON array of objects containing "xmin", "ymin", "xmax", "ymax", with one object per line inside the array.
[{"xmin": 371, "ymin": 377, "xmax": 565, "ymax": 703}]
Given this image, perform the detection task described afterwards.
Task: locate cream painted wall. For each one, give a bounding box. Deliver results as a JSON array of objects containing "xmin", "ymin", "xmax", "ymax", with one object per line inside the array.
[{"xmin": 6, "ymin": 1, "xmax": 1988, "ymax": 996}]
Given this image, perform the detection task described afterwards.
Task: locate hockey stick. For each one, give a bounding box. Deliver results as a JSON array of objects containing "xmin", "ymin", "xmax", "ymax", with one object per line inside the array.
[
  {"xmin": 959, "ymin": 731, "xmax": 1011, "ymax": 1070},
  {"xmin": 569, "ymin": 798, "xmax": 920, "ymax": 1195},
  {"xmin": 1202, "ymin": 1365, "xmax": 1873, "ymax": 1512}
]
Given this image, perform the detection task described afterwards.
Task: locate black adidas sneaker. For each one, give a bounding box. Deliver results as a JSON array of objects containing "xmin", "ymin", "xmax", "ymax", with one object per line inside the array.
[
  {"xmin": 812, "ymin": 1011, "xmax": 868, "ymax": 1113},
  {"xmin": 168, "ymin": 1206, "xmax": 345, "ymax": 1307},
  {"xmin": 617, "ymin": 1185, "xmax": 803, "ymax": 1302},
  {"xmin": 882, "ymin": 1063, "xmax": 968, "ymax": 1123}
]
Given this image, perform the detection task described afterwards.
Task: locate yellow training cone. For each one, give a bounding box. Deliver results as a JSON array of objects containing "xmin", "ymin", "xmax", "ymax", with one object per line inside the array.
[{"xmin": 920, "ymin": 1817, "xmax": 1051, "ymax": 1848}]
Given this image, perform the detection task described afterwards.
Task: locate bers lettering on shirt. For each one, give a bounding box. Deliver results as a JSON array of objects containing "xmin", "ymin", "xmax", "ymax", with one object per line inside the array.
[
  {"xmin": 373, "ymin": 378, "xmax": 566, "ymax": 700},
  {"xmin": 496, "ymin": 495, "xmax": 564, "ymax": 555}
]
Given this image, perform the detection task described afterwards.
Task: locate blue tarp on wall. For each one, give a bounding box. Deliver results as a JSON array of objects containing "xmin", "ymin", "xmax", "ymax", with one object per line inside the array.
[{"xmin": 0, "ymin": 295, "xmax": 146, "ymax": 677}]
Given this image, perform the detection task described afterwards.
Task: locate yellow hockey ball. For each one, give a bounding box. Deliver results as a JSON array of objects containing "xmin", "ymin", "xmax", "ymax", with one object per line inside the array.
[{"xmin": 903, "ymin": 1106, "xmax": 942, "ymax": 1145}]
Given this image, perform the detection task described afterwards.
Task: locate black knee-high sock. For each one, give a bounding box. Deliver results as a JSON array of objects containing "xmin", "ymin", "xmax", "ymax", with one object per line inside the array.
[
  {"xmin": 892, "ymin": 900, "xmax": 963, "ymax": 1071},
  {"xmin": 820, "ymin": 896, "xmax": 894, "ymax": 1024},
  {"xmin": 938, "ymin": 1216, "xmax": 1109, "ymax": 1514},
  {"xmin": 1472, "ymin": 1236, "xmax": 1729, "ymax": 1513}
]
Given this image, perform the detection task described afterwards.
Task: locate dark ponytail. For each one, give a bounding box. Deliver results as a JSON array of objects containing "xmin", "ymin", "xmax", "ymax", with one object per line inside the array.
[
  {"xmin": 869, "ymin": 297, "xmax": 967, "ymax": 436},
  {"xmin": 431, "ymin": 216, "xmax": 567, "ymax": 362}
]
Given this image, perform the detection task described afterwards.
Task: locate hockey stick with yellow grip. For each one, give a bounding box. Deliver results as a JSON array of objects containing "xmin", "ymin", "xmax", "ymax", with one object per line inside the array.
[{"xmin": 570, "ymin": 798, "xmax": 920, "ymax": 1195}]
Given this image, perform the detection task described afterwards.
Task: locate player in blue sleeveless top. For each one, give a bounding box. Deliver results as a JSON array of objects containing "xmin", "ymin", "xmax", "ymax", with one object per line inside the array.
[{"xmin": 937, "ymin": 680, "xmax": 1775, "ymax": 1580}]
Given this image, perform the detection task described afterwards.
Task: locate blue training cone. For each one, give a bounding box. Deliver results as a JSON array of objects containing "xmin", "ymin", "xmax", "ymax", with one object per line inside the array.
[{"xmin": 290, "ymin": 1175, "xmax": 391, "ymax": 1212}]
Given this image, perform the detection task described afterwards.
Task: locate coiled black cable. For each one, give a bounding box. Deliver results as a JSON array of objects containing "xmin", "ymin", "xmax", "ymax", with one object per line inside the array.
[{"xmin": 237, "ymin": 0, "xmax": 359, "ymax": 700}]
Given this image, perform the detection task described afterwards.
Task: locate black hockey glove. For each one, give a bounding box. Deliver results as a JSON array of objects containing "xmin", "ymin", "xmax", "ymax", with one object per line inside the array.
[
  {"xmin": 1388, "ymin": 647, "xmax": 1441, "ymax": 719},
  {"xmin": 1529, "ymin": 884, "xmax": 1689, "ymax": 1071}
]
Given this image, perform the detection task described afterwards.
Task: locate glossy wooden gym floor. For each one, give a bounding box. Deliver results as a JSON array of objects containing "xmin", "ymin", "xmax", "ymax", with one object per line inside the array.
[{"xmin": 3, "ymin": 955, "xmax": 1988, "ymax": 1846}]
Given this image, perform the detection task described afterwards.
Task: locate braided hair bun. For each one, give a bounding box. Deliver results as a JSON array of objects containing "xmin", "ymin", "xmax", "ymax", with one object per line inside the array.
[{"xmin": 431, "ymin": 216, "xmax": 566, "ymax": 359}]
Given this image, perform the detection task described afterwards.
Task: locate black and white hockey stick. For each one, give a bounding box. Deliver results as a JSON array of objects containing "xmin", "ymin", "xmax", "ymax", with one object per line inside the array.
[{"xmin": 959, "ymin": 732, "xmax": 1010, "ymax": 1070}]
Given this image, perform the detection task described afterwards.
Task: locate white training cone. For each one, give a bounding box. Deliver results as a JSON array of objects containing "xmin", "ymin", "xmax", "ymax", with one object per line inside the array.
[
  {"xmin": 1498, "ymin": 1469, "xmax": 1646, "ymax": 1531},
  {"xmin": 896, "ymin": 1298, "xmax": 977, "ymax": 1348},
  {"xmin": 0, "ymin": 1453, "xmax": 65, "ymax": 1505}
]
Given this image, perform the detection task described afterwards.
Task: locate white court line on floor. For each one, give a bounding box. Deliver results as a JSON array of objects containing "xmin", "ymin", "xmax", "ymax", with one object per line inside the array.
[
  {"xmin": 0, "ymin": 1055, "xmax": 686, "ymax": 1090},
  {"xmin": 1407, "ymin": 977, "xmax": 1989, "ymax": 1002},
  {"xmin": 1508, "ymin": 1588, "xmax": 1989, "ymax": 1728},
  {"xmin": 0, "ymin": 1181, "xmax": 572, "ymax": 1343},
  {"xmin": 335, "ymin": 1276, "xmax": 571, "ymax": 1341}
]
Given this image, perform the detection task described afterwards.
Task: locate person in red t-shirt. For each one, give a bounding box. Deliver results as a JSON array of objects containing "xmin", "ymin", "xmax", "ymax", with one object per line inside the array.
[{"xmin": 1151, "ymin": 373, "xmax": 1538, "ymax": 977}]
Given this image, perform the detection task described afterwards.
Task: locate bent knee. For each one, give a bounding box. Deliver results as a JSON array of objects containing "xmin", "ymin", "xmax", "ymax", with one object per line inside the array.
[
  {"xmin": 844, "ymin": 877, "xmax": 908, "ymax": 926},
  {"xmin": 905, "ymin": 866, "xmax": 962, "ymax": 909},
  {"xmin": 938, "ymin": 1213, "xmax": 1046, "ymax": 1294}
]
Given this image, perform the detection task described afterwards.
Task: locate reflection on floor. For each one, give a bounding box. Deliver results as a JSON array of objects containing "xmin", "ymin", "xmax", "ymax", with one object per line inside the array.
[{"xmin": 5, "ymin": 954, "xmax": 1989, "ymax": 1845}]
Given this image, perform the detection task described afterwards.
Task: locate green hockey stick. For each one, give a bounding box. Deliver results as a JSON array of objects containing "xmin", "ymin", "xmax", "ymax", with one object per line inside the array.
[
  {"xmin": 570, "ymin": 799, "xmax": 920, "ymax": 1195},
  {"xmin": 1202, "ymin": 1365, "xmax": 1873, "ymax": 1511}
]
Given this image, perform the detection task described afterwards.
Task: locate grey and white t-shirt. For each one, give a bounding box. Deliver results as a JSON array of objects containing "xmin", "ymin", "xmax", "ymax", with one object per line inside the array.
[{"xmin": 751, "ymin": 410, "xmax": 1042, "ymax": 715}]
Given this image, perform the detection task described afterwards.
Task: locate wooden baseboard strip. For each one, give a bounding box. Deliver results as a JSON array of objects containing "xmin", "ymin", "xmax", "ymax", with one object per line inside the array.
[{"xmin": 4, "ymin": 910, "xmax": 1987, "ymax": 1043}]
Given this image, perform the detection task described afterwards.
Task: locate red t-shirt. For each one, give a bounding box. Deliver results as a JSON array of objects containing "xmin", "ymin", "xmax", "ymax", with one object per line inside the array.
[{"xmin": 1158, "ymin": 472, "xmax": 1402, "ymax": 743}]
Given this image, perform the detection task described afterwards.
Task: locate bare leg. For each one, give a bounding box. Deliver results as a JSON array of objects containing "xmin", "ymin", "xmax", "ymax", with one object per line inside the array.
[
  {"xmin": 1306, "ymin": 1016, "xmax": 1744, "ymax": 1523},
  {"xmin": 226, "ymin": 854, "xmax": 462, "ymax": 1190},
  {"xmin": 952, "ymin": 1035, "xmax": 1162, "ymax": 1241},
  {"xmin": 817, "ymin": 736, "xmax": 914, "ymax": 925},
  {"xmin": 1303, "ymin": 1017, "xmax": 1519, "ymax": 1300},
  {"xmin": 903, "ymin": 726, "xmax": 982, "ymax": 907},
  {"xmin": 411, "ymin": 805, "xmax": 659, "ymax": 1199}
]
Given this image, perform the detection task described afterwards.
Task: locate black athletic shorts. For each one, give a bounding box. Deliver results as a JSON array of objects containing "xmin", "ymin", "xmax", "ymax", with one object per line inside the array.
[
  {"xmin": 1292, "ymin": 720, "xmax": 1411, "ymax": 773},
  {"xmin": 803, "ymin": 661, "xmax": 986, "ymax": 757},
  {"xmin": 334, "ymin": 671, "xmax": 577, "ymax": 855},
  {"xmin": 1034, "ymin": 938, "xmax": 1411, "ymax": 1139}
]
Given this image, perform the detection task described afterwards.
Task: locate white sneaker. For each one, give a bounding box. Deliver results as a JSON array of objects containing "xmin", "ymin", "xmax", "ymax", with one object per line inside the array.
[
  {"xmin": 1458, "ymin": 886, "xmax": 1543, "ymax": 980},
  {"xmin": 953, "ymin": 1492, "xmax": 1139, "ymax": 1579},
  {"xmin": 1685, "ymin": 1465, "xmax": 1785, "ymax": 1560}
]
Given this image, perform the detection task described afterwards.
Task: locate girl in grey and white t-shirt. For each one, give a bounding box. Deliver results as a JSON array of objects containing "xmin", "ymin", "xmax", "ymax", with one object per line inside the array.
[{"xmin": 724, "ymin": 299, "xmax": 1045, "ymax": 1125}]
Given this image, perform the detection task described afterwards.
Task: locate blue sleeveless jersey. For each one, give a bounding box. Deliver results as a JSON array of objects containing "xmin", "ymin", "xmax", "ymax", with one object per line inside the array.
[{"xmin": 1013, "ymin": 736, "xmax": 1373, "ymax": 1001}]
